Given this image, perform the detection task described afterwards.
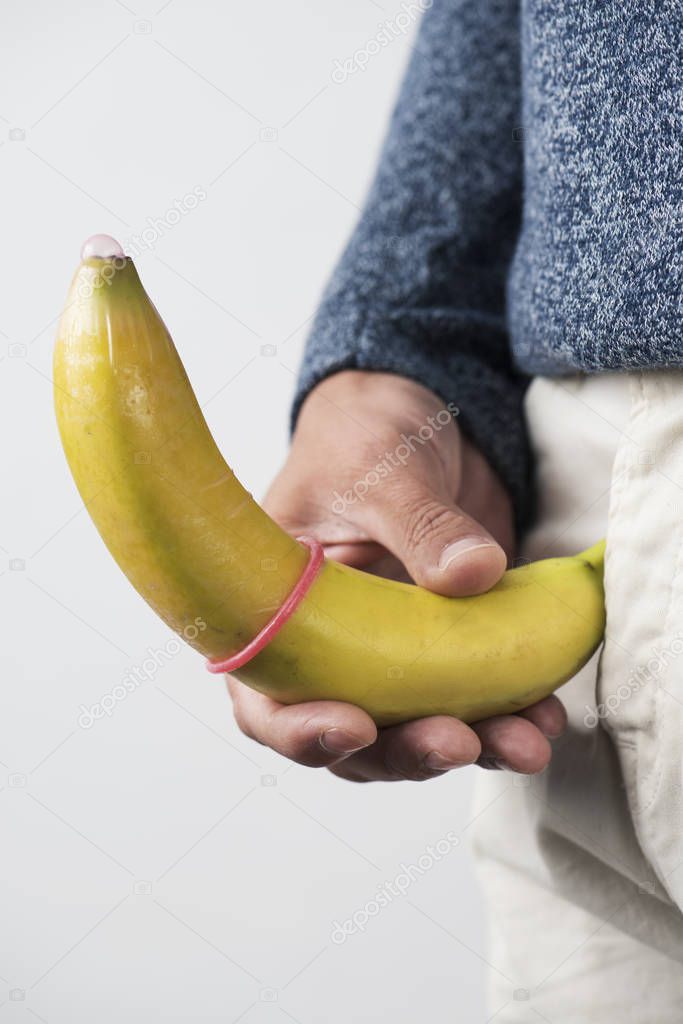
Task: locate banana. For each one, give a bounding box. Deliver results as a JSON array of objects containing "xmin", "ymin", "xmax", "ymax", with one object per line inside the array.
[{"xmin": 54, "ymin": 236, "xmax": 606, "ymax": 726}]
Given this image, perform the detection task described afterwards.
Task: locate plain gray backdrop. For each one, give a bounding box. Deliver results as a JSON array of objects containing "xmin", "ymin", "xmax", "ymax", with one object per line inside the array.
[{"xmin": 1, "ymin": 2, "xmax": 489, "ymax": 1020}]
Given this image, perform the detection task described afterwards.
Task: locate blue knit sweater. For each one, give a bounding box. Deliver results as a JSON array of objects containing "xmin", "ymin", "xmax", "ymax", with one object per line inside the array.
[{"xmin": 294, "ymin": 0, "xmax": 682, "ymax": 528}]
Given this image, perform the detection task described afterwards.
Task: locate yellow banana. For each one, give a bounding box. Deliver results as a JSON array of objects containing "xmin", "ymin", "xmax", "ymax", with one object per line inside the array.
[{"xmin": 54, "ymin": 237, "xmax": 606, "ymax": 727}]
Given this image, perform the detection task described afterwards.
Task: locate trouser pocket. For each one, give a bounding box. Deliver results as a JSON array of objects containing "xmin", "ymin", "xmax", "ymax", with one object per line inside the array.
[{"xmin": 598, "ymin": 371, "xmax": 683, "ymax": 906}]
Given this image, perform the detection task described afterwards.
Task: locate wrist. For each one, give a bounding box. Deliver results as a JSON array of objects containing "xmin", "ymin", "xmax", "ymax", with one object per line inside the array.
[{"xmin": 298, "ymin": 369, "xmax": 450, "ymax": 424}]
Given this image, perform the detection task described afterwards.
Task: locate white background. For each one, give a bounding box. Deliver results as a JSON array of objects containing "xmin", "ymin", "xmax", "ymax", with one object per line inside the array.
[{"xmin": 0, "ymin": 2, "xmax": 491, "ymax": 1020}]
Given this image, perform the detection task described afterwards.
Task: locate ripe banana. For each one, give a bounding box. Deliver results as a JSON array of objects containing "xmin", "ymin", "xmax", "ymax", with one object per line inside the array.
[{"xmin": 54, "ymin": 236, "xmax": 606, "ymax": 726}]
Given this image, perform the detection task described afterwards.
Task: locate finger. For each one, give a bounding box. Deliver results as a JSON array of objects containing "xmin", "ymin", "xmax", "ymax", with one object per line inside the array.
[
  {"xmin": 323, "ymin": 544, "xmax": 411, "ymax": 583},
  {"xmin": 517, "ymin": 695, "xmax": 567, "ymax": 738},
  {"xmin": 362, "ymin": 481, "xmax": 507, "ymax": 597},
  {"xmin": 227, "ymin": 677, "xmax": 377, "ymax": 767},
  {"xmin": 471, "ymin": 714, "xmax": 552, "ymax": 774},
  {"xmin": 321, "ymin": 540, "xmax": 386, "ymax": 567},
  {"xmin": 330, "ymin": 715, "xmax": 481, "ymax": 782}
]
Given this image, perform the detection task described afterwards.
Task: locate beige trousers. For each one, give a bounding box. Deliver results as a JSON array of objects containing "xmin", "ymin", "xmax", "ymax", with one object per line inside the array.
[{"xmin": 472, "ymin": 372, "xmax": 683, "ymax": 1022}]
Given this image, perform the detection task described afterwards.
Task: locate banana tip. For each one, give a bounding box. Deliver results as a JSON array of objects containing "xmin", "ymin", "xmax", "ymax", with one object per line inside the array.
[
  {"xmin": 80, "ymin": 234, "xmax": 125, "ymax": 261},
  {"xmin": 581, "ymin": 539, "xmax": 606, "ymax": 576}
]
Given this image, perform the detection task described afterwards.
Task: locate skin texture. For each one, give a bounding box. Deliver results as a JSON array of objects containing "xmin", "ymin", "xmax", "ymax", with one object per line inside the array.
[{"xmin": 227, "ymin": 370, "xmax": 566, "ymax": 782}]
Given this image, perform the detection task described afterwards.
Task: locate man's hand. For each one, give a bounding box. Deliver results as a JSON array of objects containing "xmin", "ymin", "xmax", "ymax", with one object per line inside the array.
[{"xmin": 227, "ymin": 370, "xmax": 565, "ymax": 781}]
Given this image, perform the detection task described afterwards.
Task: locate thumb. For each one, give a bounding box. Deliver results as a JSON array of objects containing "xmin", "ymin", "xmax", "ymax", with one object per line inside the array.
[{"xmin": 364, "ymin": 483, "xmax": 508, "ymax": 597}]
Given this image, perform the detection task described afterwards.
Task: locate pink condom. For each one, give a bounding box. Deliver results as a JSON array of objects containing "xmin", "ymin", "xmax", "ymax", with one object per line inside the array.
[{"xmin": 206, "ymin": 536, "xmax": 325, "ymax": 674}]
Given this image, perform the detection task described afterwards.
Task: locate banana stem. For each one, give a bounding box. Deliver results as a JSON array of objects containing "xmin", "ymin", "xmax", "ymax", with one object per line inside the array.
[{"xmin": 579, "ymin": 539, "xmax": 606, "ymax": 577}]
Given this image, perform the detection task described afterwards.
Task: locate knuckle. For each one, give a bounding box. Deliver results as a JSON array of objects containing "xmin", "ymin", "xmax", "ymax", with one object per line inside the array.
[{"xmin": 404, "ymin": 500, "xmax": 461, "ymax": 550}]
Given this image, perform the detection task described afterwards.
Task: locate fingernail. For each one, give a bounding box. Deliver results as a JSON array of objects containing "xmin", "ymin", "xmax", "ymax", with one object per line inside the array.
[
  {"xmin": 320, "ymin": 728, "xmax": 368, "ymax": 756},
  {"xmin": 439, "ymin": 537, "xmax": 497, "ymax": 571},
  {"xmin": 423, "ymin": 751, "xmax": 460, "ymax": 772},
  {"xmin": 478, "ymin": 756, "xmax": 510, "ymax": 771}
]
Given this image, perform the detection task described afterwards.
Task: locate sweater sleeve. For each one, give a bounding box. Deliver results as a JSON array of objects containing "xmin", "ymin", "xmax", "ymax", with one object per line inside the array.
[{"xmin": 293, "ymin": 0, "xmax": 534, "ymax": 529}]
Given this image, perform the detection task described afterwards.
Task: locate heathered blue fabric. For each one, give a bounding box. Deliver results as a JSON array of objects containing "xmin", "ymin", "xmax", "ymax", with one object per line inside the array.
[{"xmin": 294, "ymin": 0, "xmax": 682, "ymax": 529}]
